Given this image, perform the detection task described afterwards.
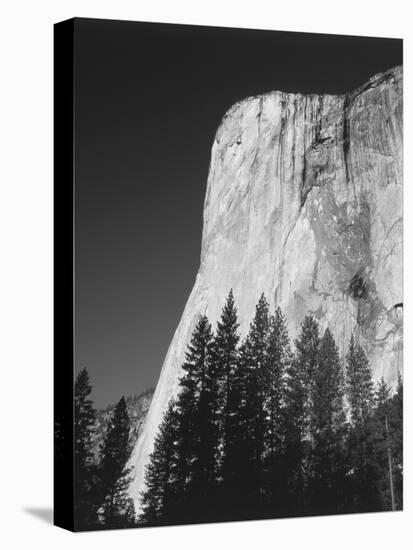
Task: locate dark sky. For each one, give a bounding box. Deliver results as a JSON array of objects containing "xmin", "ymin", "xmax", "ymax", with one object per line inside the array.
[{"xmin": 74, "ymin": 18, "xmax": 402, "ymax": 408}]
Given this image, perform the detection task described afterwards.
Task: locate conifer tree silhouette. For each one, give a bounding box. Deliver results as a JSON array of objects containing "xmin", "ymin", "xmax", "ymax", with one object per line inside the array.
[
  {"xmin": 99, "ymin": 397, "xmax": 135, "ymax": 528},
  {"xmin": 74, "ymin": 368, "xmax": 98, "ymax": 529},
  {"xmin": 283, "ymin": 313, "xmax": 320, "ymax": 514},
  {"xmin": 309, "ymin": 328, "xmax": 347, "ymax": 513},
  {"xmin": 237, "ymin": 294, "xmax": 270, "ymax": 512},
  {"xmin": 174, "ymin": 314, "xmax": 214, "ymax": 520},
  {"xmin": 346, "ymin": 334, "xmax": 378, "ymax": 512},
  {"xmin": 262, "ymin": 306, "xmax": 291, "ymax": 513},
  {"xmin": 140, "ymin": 400, "xmax": 180, "ymax": 525},
  {"xmin": 211, "ymin": 290, "xmax": 240, "ymax": 493}
]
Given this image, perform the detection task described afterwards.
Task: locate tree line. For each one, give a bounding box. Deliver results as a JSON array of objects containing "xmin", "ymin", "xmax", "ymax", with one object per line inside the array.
[
  {"xmin": 74, "ymin": 370, "xmax": 136, "ymax": 530},
  {"xmin": 139, "ymin": 291, "xmax": 403, "ymax": 526}
]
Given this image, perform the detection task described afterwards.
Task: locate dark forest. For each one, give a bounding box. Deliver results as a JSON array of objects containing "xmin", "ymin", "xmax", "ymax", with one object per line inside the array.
[{"xmin": 72, "ymin": 291, "xmax": 403, "ymax": 530}]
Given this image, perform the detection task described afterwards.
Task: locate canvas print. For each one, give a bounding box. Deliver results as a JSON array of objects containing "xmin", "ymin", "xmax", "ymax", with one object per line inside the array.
[{"xmin": 54, "ymin": 18, "xmax": 403, "ymax": 531}]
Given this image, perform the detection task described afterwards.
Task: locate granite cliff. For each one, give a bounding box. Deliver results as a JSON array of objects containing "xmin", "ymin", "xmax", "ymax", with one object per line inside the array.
[{"xmin": 128, "ymin": 66, "xmax": 403, "ymax": 509}]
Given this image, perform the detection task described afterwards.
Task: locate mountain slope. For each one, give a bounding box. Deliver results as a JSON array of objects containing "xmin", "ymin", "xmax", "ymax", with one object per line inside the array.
[{"xmin": 92, "ymin": 389, "xmax": 154, "ymax": 459}]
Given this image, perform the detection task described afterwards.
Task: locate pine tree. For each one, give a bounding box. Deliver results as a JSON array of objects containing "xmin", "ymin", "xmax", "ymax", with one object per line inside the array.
[
  {"xmin": 346, "ymin": 334, "xmax": 374, "ymax": 426},
  {"xmin": 237, "ymin": 294, "xmax": 270, "ymax": 512},
  {"xmin": 74, "ymin": 368, "xmax": 97, "ymax": 529},
  {"xmin": 99, "ymin": 396, "xmax": 134, "ymax": 528},
  {"xmin": 283, "ymin": 313, "xmax": 320, "ymax": 514},
  {"xmin": 174, "ymin": 314, "xmax": 214, "ymax": 519},
  {"xmin": 375, "ymin": 377, "xmax": 391, "ymax": 410},
  {"xmin": 389, "ymin": 374, "xmax": 403, "ymax": 509},
  {"xmin": 191, "ymin": 333, "xmax": 220, "ymax": 521},
  {"xmin": 371, "ymin": 378, "xmax": 394, "ymax": 510},
  {"xmin": 139, "ymin": 400, "xmax": 180, "ymax": 525},
  {"xmin": 308, "ymin": 328, "xmax": 347, "ymax": 513},
  {"xmin": 140, "ymin": 314, "xmax": 220, "ymax": 525},
  {"xmin": 262, "ymin": 306, "xmax": 291, "ymax": 512},
  {"xmin": 345, "ymin": 335, "xmax": 378, "ymax": 511},
  {"xmin": 371, "ymin": 375, "xmax": 403, "ymax": 511},
  {"xmin": 211, "ymin": 290, "xmax": 240, "ymax": 492}
]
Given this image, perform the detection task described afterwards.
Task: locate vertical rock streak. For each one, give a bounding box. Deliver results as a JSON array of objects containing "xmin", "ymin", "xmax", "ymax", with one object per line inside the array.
[{"xmin": 128, "ymin": 67, "xmax": 403, "ymax": 510}]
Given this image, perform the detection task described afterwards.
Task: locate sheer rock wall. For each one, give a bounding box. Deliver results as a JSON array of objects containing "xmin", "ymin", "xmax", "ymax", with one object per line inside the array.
[{"xmin": 128, "ymin": 66, "xmax": 403, "ymax": 510}]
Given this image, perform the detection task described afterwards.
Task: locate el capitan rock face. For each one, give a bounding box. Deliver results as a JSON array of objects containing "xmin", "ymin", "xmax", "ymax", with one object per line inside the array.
[{"xmin": 128, "ymin": 66, "xmax": 403, "ymax": 508}]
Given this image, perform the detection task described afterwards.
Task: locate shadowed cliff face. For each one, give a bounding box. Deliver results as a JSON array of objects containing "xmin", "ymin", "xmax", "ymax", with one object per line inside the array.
[{"xmin": 128, "ymin": 66, "xmax": 403, "ymax": 509}]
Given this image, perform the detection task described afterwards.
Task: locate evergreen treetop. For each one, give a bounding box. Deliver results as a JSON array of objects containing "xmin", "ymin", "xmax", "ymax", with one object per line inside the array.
[
  {"xmin": 346, "ymin": 334, "xmax": 374, "ymax": 427},
  {"xmin": 99, "ymin": 396, "xmax": 134, "ymax": 528}
]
